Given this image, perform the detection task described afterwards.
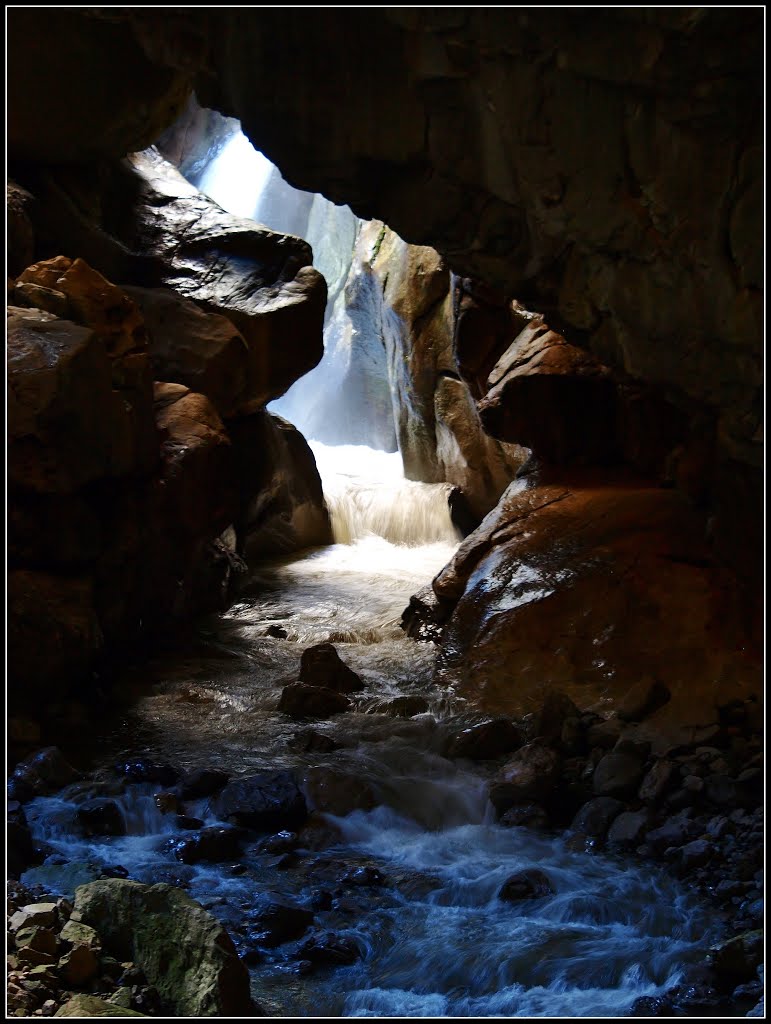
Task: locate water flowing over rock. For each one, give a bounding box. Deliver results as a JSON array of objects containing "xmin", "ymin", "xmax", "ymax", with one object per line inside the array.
[{"xmin": 74, "ymin": 879, "xmax": 256, "ymax": 1016}]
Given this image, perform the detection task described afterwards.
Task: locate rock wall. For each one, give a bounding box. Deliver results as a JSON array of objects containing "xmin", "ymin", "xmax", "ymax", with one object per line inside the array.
[{"xmin": 7, "ymin": 167, "xmax": 331, "ymax": 710}]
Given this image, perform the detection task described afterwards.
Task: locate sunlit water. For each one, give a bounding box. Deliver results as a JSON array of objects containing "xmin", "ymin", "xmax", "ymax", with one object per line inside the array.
[{"xmin": 23, "ymin": 444, "xmax": 718, "ymax": 1017}]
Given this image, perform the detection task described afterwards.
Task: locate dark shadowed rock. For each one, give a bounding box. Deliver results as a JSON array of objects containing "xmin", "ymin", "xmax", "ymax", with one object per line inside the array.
[
  {"xmin": 532, "ymin": 691, "xmax": 581, "ymax": 744},
  {"xmin": 303, "ymin": 767, "xmax": 377, "ymax": 816},
  {"xmin": 169, "ymin": 826, "xmax": 247, "ymax": 864},
  {"xmin": 287, "ymin": 729, "xmax": 343, "ymax": 754},
  {"xmin": 177, "ymin": 768, "xmax": 230, "ymax": 800},
  {"xmin": 379, "ymin": 695, "xmax": 430, "ymax": 718},
  {"xmin": 498, "ymin": 869, "xmax": 555, "ymax": 902},
  {"xmin": 498, "ymin": 804, "xmax": 550, "ymax": 830},
  {"xmin": 299, "ymin": 643, "xmax": 364, "ymax": 693},
  {"xmin": 279, "ymin": 682, "xmax": 352, "ymax": 719},
  {"xmin": 10, "ymin": 747, "xmax": 79, "ymax": 801},
  {"xmin": 122, "ymin": 761, "xmax": 179, "ymax": 787},
  {"xmin": 638, "ymin": 759, "xmax": 676, "ymax": 804},
  {"xmin": 76, "ymin": 799, "xmax": 126, "ymax": 837},
  {"xmin": 606, "ymin": 810, "xmax": 650, "ymax": 848},
  {"xmin": 571, "ymin": 797, "xmax": 625, "ymax": 839},
  {"xmin": 445, "ymin": 719, "xmax": 524, "ymax": 761},
  {"xmin": 710, "ymin": 930, "xmax": 764, "ymax": 984},
  {"xmin": 616, "ymin": 677, "xmax": 671, "ymax": 722},
  {"xmin": 212, "ymin": 771, "xmax": 307, "ymax": 832},
  {"xmin": 592, "ymin": 750, "xmax": 646, "ymax": 799},
  {"xmin": 489, "ymin": 743, "xmax": 561, "ymax": 812},
  {"xmin": 298, "ymin": 931, "xmax": 362, "ymax": 966},
  {"xmin": 249, "ymin": 899, "xmax": 314, "ymax": 947}
]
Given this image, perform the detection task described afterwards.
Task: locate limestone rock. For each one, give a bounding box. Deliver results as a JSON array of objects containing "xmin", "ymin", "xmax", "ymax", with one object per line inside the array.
[{"xmin": 74, "ymin": 879, "xmax": 255, "ymax": 1016}]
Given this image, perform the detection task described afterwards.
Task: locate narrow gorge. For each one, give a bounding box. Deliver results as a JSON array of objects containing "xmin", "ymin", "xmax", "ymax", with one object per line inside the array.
[{"xmin": 6, "ymin": 9, "xmax": 763, "ymax": 1020}]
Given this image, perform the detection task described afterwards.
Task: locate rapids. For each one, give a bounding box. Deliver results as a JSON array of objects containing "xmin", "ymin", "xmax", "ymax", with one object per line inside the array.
[{"xmin": 21, "ymin": 443, "xmax": 719, "ymax": 1017}]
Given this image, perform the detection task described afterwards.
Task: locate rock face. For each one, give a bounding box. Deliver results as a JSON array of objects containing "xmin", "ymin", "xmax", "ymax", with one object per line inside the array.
[
  {"xmin": 432, "ymin": 472, "xmax": 760, "ymax": 745},
  {"xmin": 74, "ymin": 879, "xmax": 255, "ymax": 1017}
]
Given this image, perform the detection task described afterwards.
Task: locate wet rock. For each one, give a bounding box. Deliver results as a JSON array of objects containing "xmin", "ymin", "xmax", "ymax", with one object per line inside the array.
[
  {"xmin": 153, "ymin": 792, "xmax": 179, "ymax": 815},
  {"xmin": 266, "ymin": 625, "xmax": 288, "ymax": 639},
  {"xmin": 212, "ymin": 770, "xmax": 307, "ymax": 832},
  {"xmin": 74, "ymin": 879, "xmax": 256, "ymax": 1016},
  {"xmin": 299, "ymin": 643, "xmax": 364, "ymax": 694},
  {"xmin": 497, "ymin": 804, "xmax": 550, "ymax": 830},
  {"xmin": 287, "ymin": 729, "xmax": 343, "ymax": 754},
  {"xmin": 489, "ymin": 743, "xmax": 561, "ymax": 812},
  {"xmin": 571, "ymin": 797, "xmax": 625, "ymax": 839},
  {"xmin": 303, "ymin": 766, "xmax": 377, "ymax": 816},
  {"xmin": 121, "ymin": 761, "xmax": 179, "ymax": 787},
  {"xmin": 444, "ymin": 718, "xmax": 523, "ymax": 760},
  {"xmin": 279, "ymin": 682, "xmax": 352, "ymax": 719},
  {"xmin": 341, "ymin": 866, "xmax": 385, "ymax": 887},
  {"xmin": 249, "ymin": 899, "xmax": 314, "ymax": 947},
  {"xmin": 532, "ymin": 691, "xmax": 581, "ymax": 745},
  {"xmin": 679, "ymin": 838, "xmax": 712, "ymax": 869},
  {"xmin": 379, "ymin": 695, "xmax": 430, "ymax": 718},
  {"xmin": 296, "ymin": 813, "xmax": 345, "ymax": 852},
  {"xmin": 10, "ymin": 748, "xmax": 79, "ymax": 802},
  {"xmin": 76, "ymin": 799, "xmax": 126, "ymax": 837},
  {"xmin": 606, "ymin": 810, "xmax": 650, "ymax": 848},
  {"xmin": 709, "ymin": 929, "xmax": 764, "ymax": 983},
  {"xmin": 175, "ymin": 815, "xmax": 204, "ymax": 830},
  {"xmin": 261, "ymin": 831, "xmax": 298, "ymax": 854},
  {"xmin": 615, "ymin": 677, "xmax": 671, "ymax": 722},
  {"xmin": 298, "ymin": 931, "xmax": 362, "ymax": 966},
  {"xmin": 176, "ymin": 768, "xmax": 230, "ymax": 800},
  {"xmin": 638, "ymin": 759, "xmax": 676, "ymax": 804},
  {"xmin": 170, "ymin": 826, "xmax": 247, "ymax": 864},
  {"xmin": 592, "ymin": 749, "xmax": 646, "ymax": 799},
  {"xmin": 499, "ymin": 869, "xmax": 555, "ymax": 902}
]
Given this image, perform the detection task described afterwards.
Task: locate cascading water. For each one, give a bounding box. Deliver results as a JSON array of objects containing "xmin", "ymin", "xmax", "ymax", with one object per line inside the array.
[{"xmin": 19, "ymin": 129, "xmax": 723, "ymax": 1019}]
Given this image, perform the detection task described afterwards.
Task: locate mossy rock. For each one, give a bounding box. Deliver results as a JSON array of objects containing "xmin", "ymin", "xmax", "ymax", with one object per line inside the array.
[
  {"xmin": 74, "ymin": 879, "xmax": 256, "ymax": 1016},
  {"xmin": 56, "ymin": 994, "xmax": 146, "ymax": 1017}
]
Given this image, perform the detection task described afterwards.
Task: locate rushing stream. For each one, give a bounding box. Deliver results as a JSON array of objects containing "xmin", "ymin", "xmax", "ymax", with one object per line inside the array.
[{"xmin": 22, "ymin": 443, "xmax": 718, "ymax": 1017}]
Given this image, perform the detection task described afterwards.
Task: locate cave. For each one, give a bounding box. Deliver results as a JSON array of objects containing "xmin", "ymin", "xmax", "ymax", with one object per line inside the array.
[{"xmin": 6, "ymin": 8, "xmax": 764, "ymax": 1020}]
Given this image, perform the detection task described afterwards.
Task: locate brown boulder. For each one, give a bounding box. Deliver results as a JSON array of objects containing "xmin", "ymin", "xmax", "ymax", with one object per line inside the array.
[
  {"xmin": 444, "ymin": 719, "xmax": 523, "ymax": 761},
  {"xmin": 123, "ymin": 286, "xmax": 251, "ymax": 418},
  {"xmin": 299, "ymin": 643, "xmax": 364, "ymax": 694},
  {"xmin": 8, "ymin": 311, "xmax": 138, "ymax": 492},
  {"xmin": 7, "ymin": 181, "xmax": 35, "ymax": 276}
]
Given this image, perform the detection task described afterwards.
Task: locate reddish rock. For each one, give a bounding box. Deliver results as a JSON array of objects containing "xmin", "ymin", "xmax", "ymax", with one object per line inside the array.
[
  {"xmin": 444, "ymin": 719, "xmax": 523, "ymax": 761},
  {"xmin": 7, "ymin": 181, "xmax": 35, "ymax": 276}
]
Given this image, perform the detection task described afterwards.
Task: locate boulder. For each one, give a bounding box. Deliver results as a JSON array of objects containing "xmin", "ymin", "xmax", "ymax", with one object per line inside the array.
[
  {"xmin": 76, "ymin": 799, "xmax": 126, "ymax": 837},
  {"xmin": 303, "ymin": 767, "xmax": 377, "ymax": 816},
  {"xmin": 249, "ymin": 899, "xmax": 314, "ymax": 947},
  {"xmin": 278, "ymin": 682, "xmax": 352, "ymax": 719},
  {"xmin": 532, "ymin": 691, "xmax": 581, "ymax": 744},
  {"xmin": 121, "ymin": 760, "xmax": 179, "ymax": 787},
  {"xmin": 638, "ymin": 759, "xmax": 676, "ymax": 804},
  {"xmin": 571, "ymin": 797, "xmax": 625, "ymax": 838},
  {"xmin": 7, "ymin": 180, "xmax": 35, "ymax": 276},
  {"xmin": 298, "ymin": 643, "xmax": 364, "ymax": 693},
  {"xmin": 592, "ymin": 750, "xmax": 646, "ymax": 799},
  {"xmin": 123, "ymin": 286, "xmax": 251, "ymax": 418},
  {"xmin": 177, "ymin": 768, "xmax": 230, "ymax": 800},
  {"xmin": 56, "ymin": 994, "xmax": 146, "ymax": 1017},
  {"xmin": 498, "ymin": 869, "xmax": 554, "ymax": 902},
  {"xmin": 498, "ymin": 804, "xmax": 550, "ymax": 830},
  {"xmin": 212, "ymin": 770, "xmax": 307, "ymax": 832},
  {"xmin": 10, "ymin": 747, "xmax": 79, "ymax": 800},
  {"xmin": 379, "ymin": 695, "xmax": 430, "ymax": 718},
  {"xmin": 606, "ymin": 810, "xmax": 650, "ymax": 848},
  {"xmin": 489, "ymin": 743, "xmax": 561, "ymax": 812},
  {"xmin": 169, "ymin": 826, "xmax": 247, "ymax": 864},
  {"xmin": 298, "ymin": 931, "xmax": 362, "ymax": 966},
  {"xmin": 710, "ymin": 930, "xmax": 764, "ymax": 984},
  {"xmin": 7, "ymin": 803, "xmax": 35, "ymax": 879},
  {"xmin": 74, "ymin": 879, "xmax": 255, "ymax": 1016},
  {"xmin": 615, "ymin": 677, "xmax": 671, "ymax": 722},
  {"xmin": 444, "ymin": 719, "xmax": 523, "ymax": 760}
]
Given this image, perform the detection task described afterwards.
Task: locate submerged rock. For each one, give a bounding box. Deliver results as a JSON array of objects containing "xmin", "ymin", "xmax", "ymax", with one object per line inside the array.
[
  {"xmin": 498, "ymin": 869, "xmax": 555, "ymax": 902},
  {"xmin": 74, "ymin": 879, "xmax": 256, "ymax": 1016}
]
